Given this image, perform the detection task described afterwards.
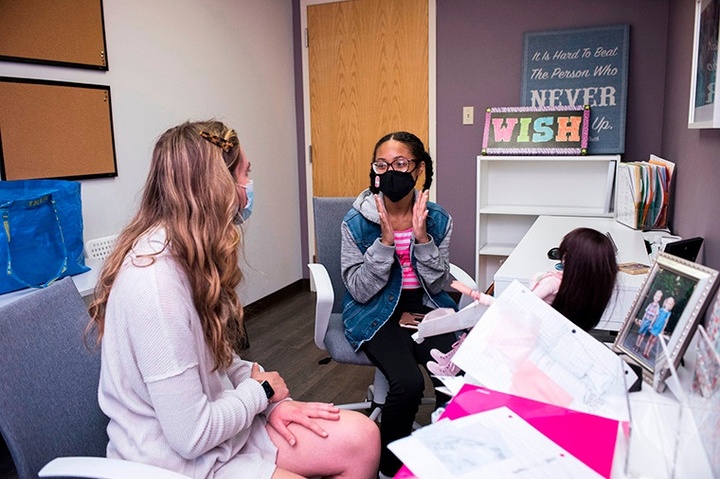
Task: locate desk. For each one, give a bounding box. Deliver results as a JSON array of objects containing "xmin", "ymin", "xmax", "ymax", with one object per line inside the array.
[
  {"xmin": 0, "ymin": 258, "xmax": 101, "ymax": 308},
  {"xmin": 494, "ymin": 216, "xmax": 650, "ymax": 331},
  {"xmin": 625, "ymin": 380, "xmax": 714, "ymax": 477}
]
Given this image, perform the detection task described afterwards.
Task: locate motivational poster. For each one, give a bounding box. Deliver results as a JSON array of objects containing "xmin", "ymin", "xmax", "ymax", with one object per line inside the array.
[{"xmin": 521, "ymin": 24, "xmax": 630, "ymax": 154}]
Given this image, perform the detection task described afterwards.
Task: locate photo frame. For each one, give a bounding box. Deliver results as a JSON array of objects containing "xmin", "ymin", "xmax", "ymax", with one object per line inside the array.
[
  {"xmin": 689, "ymin": 0, "xmax": 720, "ymax": 128},
  {"xmin": 692, "ymin": 286, "xmax": 720, "ymax": 398},
  {"xmin": 613, "ymin": 253, "xmax": 719, "ymax": 391}
]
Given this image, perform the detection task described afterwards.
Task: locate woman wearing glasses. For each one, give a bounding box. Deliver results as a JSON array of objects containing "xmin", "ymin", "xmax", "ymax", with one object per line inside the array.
[{"xmin": 340, "ymin": 131, "xmax": 458, "ymax": 478}]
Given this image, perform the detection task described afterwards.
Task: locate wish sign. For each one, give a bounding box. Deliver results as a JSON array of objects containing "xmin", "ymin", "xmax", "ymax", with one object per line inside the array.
[{"xmin": 481, "ymin": 106, "xmax": 589, "ymax": 155}]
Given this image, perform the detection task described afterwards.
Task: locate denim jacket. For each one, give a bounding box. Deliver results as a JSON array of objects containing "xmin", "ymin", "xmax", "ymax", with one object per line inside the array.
[{"xmin": 340, "ymin": 189, "xmax": 457, "ymax": 351}]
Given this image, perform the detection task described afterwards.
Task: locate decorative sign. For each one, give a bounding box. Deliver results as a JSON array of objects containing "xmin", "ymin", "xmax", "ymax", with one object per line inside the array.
[
  {"xmin": 481, "ymin": 106, "xmax": 589, "ymax": 155},
  {"xmin": 521, "ymin": 24, "xmax": 629, "ymax": 154}
]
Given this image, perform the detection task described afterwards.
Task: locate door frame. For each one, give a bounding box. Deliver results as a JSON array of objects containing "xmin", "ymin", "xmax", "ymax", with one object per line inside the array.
[{"xmin": 300, "ymin": 0, "xmax": 437, "ymax": 262}]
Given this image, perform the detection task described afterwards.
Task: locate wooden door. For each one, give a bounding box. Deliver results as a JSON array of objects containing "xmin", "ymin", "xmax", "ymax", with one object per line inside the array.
[{"xmin": 307, "ymin": 0, "xmax": 428, "ymax": 197}]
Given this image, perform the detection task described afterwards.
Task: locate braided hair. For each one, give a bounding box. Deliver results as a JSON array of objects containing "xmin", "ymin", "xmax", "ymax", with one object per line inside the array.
[{"xmin": 369, "ymin": 131, "xmax": 433, "ymax": 194}]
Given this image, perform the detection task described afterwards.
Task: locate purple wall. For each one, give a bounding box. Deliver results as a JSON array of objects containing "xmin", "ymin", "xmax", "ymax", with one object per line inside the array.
[
  {"xmin": 435, "ymin": 0, "xmax": 670, "ymax": 275},
  {"xmin": 296, "ymin": 0, "xmax": 720, "ymax": 277},
  {"xmin": 662, "ymin": 0, "xmax": 720, "ymax": 269}
]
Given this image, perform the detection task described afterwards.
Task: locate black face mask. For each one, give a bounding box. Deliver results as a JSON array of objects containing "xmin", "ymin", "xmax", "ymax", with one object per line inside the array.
[{"xmin": 378, "ymin": 171, "xmax": 417, "ymax": 202}]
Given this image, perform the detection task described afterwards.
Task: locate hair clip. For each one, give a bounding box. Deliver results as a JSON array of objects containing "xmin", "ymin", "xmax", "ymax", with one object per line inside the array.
[{"xmin": 200, "ymin": 131, "xmax": 234, "ymax": 153}]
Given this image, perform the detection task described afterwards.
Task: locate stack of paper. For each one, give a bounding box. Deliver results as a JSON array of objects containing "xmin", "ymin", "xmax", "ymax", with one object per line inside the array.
[
  {"xmin": 393, "ymin": 281, "xmax": 634, "ymax": 479},
  {"xmin": 452, "ymin": 280, "xmax": 631, "ymax": 422},
  {"xmin": 392, "ymin": 386, "xmax": 623, "ymax": 479},
  {"xmin": 391, "ymin": 402, "xmax": 612, "ymax": 479},
  {"xmin": 616, "ymin": 154, "xmax": 675, "ymax": 230}
]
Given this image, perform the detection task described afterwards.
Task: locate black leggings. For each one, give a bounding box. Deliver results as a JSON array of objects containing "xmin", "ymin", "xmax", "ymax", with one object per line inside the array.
[{"xmin": 361, "ymin": 288, "xmax": 457, "ymax": 475}]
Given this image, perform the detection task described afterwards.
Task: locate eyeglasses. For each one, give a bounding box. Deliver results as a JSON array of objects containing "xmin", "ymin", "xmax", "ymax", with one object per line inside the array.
[{"xmin": 371, "ymin": 157, "xmax": 417, "ymax": 174}]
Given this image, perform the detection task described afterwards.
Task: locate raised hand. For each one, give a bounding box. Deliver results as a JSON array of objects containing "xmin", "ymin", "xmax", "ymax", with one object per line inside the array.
[
  {"xmin": 412, "ymin": 190, "xmax": 430, "ymax": 244},
  {"xmin": 375, "ymin": 194, "xmax": 395, "ymax": 246}
]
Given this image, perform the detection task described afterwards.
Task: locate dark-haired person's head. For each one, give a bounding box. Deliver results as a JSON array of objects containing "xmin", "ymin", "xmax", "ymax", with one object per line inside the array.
[{"xmin": 552, "ymin": 227, "xmax": 618, "ymax": 331}]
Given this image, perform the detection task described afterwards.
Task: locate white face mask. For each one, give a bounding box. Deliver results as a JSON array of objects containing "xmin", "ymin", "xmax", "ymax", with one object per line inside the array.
[{"xmin": 235, "ymin": 180, "xmax": 254, "ymax": 224}]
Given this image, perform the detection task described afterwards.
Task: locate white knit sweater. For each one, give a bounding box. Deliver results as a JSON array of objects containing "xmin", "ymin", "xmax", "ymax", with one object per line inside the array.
[{"xmin": 98, "ymin": 228, "xmax": 277, "ymax": 479}]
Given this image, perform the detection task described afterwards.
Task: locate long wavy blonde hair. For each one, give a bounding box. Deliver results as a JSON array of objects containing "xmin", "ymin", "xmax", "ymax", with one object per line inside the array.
[{"xmin": 86, "ymin": 120, "xmax": 245, "ymax": 370}]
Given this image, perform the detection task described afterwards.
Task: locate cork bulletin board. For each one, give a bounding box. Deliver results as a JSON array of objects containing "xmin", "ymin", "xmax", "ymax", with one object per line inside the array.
[
  {"xmin": 0, "ymin": 77, "xmax": 117, "ymax": 181},
  {"xmin": 0, "ymin": 0, "xmax": 108, "ymax": 70}
]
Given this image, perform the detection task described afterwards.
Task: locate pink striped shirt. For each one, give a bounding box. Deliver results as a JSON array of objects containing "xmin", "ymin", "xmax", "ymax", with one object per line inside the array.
[{"xmin": 394, "ymin": 229, "xmax": 420, "ymax": 289}]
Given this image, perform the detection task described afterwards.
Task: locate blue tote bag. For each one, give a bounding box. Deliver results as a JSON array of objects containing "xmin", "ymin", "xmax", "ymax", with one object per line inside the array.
[{"xmin": 0, "ymin": 179, "xmax": 89, "ymax": 294}]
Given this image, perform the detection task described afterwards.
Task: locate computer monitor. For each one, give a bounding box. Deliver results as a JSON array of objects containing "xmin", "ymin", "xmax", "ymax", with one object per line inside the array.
[{"xmin": 663, "ymin": 237, "xmax": 704, "ymax": 262}]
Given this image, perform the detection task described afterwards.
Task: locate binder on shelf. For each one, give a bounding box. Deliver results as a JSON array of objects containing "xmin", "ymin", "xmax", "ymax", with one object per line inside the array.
[{"xmin": 616, "ymin": 155, "xmax": 674, "ymax": 230}]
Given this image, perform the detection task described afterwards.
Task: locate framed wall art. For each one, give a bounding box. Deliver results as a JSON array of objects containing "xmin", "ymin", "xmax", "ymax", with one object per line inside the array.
[
  {"xmin": 0, "ymin": 0, "xmax": 108, "ymax": 70},
  {"xmin": 481, "ymin": 106, "xmax": 589, "ymax": 155},
  {"xmin": 614, "ymin": 253, "xmax": 719, "ymax": 391},
  {"xmin": 0, "ymin": 77, "xmax": 117, "ymax": 180},
  {"xmin": 689, "ymin": 0, "xmax": 720, "ymax": 128},
  {"xmin": 521, "ymin": 24, "xmax": 629, "ymax": 153}
]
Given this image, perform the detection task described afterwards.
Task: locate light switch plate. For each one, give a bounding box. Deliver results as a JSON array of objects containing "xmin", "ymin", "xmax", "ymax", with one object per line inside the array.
[{"xmin": 463, "ymin": 106, "xmax": 474, "ymax": 125}]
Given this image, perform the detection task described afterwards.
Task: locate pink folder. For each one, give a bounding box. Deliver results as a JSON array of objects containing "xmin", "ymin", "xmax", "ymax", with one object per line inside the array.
[{"xmin": 396, "ymin": 383, "xmax": 623, "ymax": 478}]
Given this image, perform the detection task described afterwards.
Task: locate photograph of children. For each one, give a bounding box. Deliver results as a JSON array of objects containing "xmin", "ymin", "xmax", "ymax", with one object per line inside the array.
[{"xmin": 622, "ymin": 268, "xmax": 698, "ymax": 369}]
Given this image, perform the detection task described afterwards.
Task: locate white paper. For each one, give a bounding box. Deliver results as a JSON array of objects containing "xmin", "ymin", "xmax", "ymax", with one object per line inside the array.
[
  {"xmin": 452, "ymin": 280, "xmax": 630, "ymax": 422},
  {"xmin": 412, "ymin": 300, "xmax": 488, "ymax": 343},
  {"xmin": 389, "ymin": 406, "xmax": 602, "ymax": 479},
  {"xmin": 433, "ymin": 374, "xmax": 483, "ymax": 397}
]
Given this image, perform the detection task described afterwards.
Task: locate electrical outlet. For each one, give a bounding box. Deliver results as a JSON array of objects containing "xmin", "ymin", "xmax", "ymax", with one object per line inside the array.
[{"xmin": 462, "ymin": 106, "xmax": 474, "ymax": 125}]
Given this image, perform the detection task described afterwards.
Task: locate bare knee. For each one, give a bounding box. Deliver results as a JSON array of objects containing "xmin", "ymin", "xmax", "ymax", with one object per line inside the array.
[
  {"xmin": 338, "ymin": 410, "xmax": 381, "ymax": 475},
  {"xmin": 341, "ymin": 410, "xmax": 380, "ymax": 450}
]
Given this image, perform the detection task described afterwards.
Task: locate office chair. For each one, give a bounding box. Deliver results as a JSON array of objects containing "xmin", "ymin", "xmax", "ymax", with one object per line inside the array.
[
  {"xmin": 0, "ymin": 277, "xmax": 189, "ymax": 479},
  {"xmin": 308, "ymin": 196, "xmax": 477, "ymax": 421}
]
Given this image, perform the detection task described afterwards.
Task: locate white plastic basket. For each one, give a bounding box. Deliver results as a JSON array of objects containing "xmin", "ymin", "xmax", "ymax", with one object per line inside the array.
[{"xmin": 84, "ymin": 234, "xmax": 118, "ymax": 261}]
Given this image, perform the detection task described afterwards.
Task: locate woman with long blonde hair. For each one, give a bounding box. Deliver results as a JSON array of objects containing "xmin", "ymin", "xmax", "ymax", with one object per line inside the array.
[{"xmin": 87, "ymin": 120, "xmax": 379, "ymax": 479}]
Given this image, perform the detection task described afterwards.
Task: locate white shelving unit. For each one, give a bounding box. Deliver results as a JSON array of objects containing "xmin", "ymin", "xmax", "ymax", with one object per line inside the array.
[{"xmin": 475, "ymin": 155, "xmax": 620, "ymax": 291}]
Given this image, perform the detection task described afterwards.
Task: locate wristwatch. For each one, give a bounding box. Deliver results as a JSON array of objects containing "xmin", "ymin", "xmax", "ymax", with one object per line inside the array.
[{"xmin": 260, "ymin": 380, "xmax": 274, "ymax": 400}]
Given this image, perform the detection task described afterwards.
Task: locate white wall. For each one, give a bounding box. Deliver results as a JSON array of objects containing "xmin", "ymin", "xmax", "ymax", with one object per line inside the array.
[{"xmin": 0, "ymin": 0, "xmax": 302, "ymax": 304}]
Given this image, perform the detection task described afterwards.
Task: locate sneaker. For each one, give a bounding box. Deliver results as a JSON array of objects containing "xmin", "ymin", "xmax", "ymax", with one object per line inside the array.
[
  {"xmin": 429, "ymin": 333, "xmax": 467, "ymax": 366},
  {"xmin": 430, "ymin": 406, "xmax": 445, "ymax": 423},
  {"xmin": 427, "ymin": 359, "xmax": 460, "ymax": 377}
]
